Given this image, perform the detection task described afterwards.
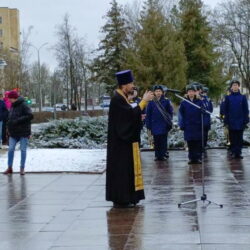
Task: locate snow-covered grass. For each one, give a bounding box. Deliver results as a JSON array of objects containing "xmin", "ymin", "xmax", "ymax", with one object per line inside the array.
[
  {"xmin": 30, "ymin": 115, "xmax": 250, "ymax": 150},
  {"xmin": 0, "ymin": 149, "xmax": 106, "ymax": 173},
  {"xmin": 30, "ymin": 117, "xmax": 108, "ymax": 149}
]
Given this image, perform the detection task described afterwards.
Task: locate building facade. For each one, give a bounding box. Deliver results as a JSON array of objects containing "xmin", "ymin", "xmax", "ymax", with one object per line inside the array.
[{"xmin": 0, "ymin": 7, "xmax": 20, "ymax": 53}]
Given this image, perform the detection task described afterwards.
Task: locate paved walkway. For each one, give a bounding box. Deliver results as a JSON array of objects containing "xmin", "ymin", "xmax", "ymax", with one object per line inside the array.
[{"xmin": 1, "ymin": 149, "xmax": 250, "ymax": 250}]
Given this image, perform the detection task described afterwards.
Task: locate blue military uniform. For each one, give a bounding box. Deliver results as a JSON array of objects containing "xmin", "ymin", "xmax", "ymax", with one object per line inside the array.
[
  {"xmin": 146, "ymin": 95, "xmax": 173, "ymax": 160},
  {"xmin": 220, "ymin": 96, "xmax": 226, "ymax": 119},
  {"xmin": 129, "ymin": 95, "xmax": 145, "ymax": 145},
  {"xmin": 131, "ymin": 96, "xmax": 145, "ymax": 118},
  {"xmin": 202, "ymin": 94, "xmax": 213, "ymax": 147},
  {"xmin": 178, "ymin": 93, "xmax": 204, "ymax": 163},
  {"xmin": 220, "ymin": 93, "xmax": 231, "ymax": 148},
  {"xmin": 132, "ymin": 97, "xmax": 141, "ymax": 105},
  {"xmin": 224, "ymin": 88, "xmax": 249, "ymax": 158}
]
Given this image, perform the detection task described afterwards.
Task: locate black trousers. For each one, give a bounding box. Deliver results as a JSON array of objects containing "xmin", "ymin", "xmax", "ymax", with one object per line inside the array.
[
  {"xmin": 187, "ymin": 140, "xmax": 202, "ymax": 161},
  {"xmin": 229, "ymin": 130, "xmax": 243, "ymax": 156},
  {"xmin": 153, "ymin": 134, "xmax": 168, "ymax": 160},
  {"xmin": 203, "ymin": 128, "xmax": 209, "ymax": 147}
]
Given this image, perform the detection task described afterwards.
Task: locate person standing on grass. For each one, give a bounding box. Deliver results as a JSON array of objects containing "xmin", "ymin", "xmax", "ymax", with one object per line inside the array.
[{"xmin": 3, "ymin": 91, "xmax": 33, "ymax": 175}]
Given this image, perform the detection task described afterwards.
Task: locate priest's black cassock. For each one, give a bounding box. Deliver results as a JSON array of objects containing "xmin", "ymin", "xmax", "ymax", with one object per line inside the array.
[{"xmin": 106, "ymin": 89, "xmax": 146, "ymax": 205}]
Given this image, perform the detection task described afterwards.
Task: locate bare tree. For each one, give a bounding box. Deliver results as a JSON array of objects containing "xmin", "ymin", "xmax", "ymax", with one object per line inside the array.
[
  {"xmin": 29, "ymin": 62, "xmax": 51, "ymax": 107},
  {"xmin": 72, "ymin": 37, "xmax": 89, "ymax": 111},
  {"xmin": 19, "ymin": 26, "xmax": 33, "ymax": 96},
  {"xmin": 0, "ymin": 48, "xmax": 20, "ymax": 90},
  {"xmin": 0, "ymin": 26, "xmax": 34, "ymax": 95},
  {"xmin": 213, "ymin": 0, "xmax": 250, "ymax": 90},
  {"xmin": 54, "ymin": 14, "xmax": 90, "ymax": 110},
  {"xmin": 54, "ymin": 14, "xmax": 76, "ymax": 107},
  {"xmin": 50, "ymin": 70, "xmax": 64, "ymax": 106}
]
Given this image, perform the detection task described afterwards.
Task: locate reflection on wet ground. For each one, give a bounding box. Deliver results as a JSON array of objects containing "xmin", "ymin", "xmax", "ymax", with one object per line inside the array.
[{"xmin": 1, "ymin": 149, "xmax": 250, "ymax": 249}]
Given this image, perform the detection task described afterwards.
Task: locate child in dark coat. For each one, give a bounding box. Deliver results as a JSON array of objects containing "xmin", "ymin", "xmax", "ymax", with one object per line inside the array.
[
  {"xmin": 179, "ymin": 85, "xmax": 204, "ymax": 164},
  {"xmin": 146, "ymin": 85, "xmax": 173, "ymax": 161},
  {"xmin": 224, "ymin": 80, "xmax": 249, "ymax": 159}
]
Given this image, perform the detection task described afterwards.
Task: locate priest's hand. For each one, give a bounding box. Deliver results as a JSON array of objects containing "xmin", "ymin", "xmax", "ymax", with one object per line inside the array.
[{"xmin": 142, "ymin": 91, "xmax": 154, "ymax": 102}]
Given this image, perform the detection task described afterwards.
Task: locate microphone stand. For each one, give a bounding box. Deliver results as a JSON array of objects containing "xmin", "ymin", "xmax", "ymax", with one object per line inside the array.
[{"xmin": 175, "ymin": 93, "xmax": 223, "ymax": 208}]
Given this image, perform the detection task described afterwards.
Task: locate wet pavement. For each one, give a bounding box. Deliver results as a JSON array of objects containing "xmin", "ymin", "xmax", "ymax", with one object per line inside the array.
[{"xmin": 1, "ymin": 149, "xmax": 250, "ymax": 249}]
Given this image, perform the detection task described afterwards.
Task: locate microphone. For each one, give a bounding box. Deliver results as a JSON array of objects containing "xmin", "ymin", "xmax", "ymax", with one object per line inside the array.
[{"xmin": 162, "ymin": 86, "xmax": 182, "ymax": 94}]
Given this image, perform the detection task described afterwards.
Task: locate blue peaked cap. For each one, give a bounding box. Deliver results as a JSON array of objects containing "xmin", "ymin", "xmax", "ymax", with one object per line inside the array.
[
  {"xmin": 115, "ymin": 70, "xmax": 134, "ymax": 85},
  {"xmin": 153, "ymin": 85, "xmax": 164, "ymax": 91}
]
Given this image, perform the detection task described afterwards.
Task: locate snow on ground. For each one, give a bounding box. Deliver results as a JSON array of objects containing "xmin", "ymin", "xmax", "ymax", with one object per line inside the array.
[{"xmin": 0, "ymin": 149, "xmax": 106, "ymax": 173}]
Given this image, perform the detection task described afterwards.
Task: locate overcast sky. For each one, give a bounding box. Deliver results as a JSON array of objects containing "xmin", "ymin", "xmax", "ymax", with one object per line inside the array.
[{"xmin": 1, "ymin": 0, "xmax": 222, "ymax": 70}]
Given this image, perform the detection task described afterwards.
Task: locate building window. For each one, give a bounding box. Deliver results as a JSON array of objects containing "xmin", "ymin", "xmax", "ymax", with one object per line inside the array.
[
  {"xmin": 0, "ymin": 42, "xmax": 3, "ymax": 49},
  {"xmin": 0, "ymin": 29, "xmax": 3, "ymax": 37},
  {"xmin": 0, "ymin": 17, "xmax": 2, "ymax": 24}
]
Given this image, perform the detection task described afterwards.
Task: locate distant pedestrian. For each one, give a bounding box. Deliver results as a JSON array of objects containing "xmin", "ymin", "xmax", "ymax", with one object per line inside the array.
[
  {"xmin": 224, "ymin": 80, "xmax": 249, "ymax": 159},
  {"xmin": 61, "ymin": 104, "xmax": 67, "ymax": 111},
  {"xmin": 71, "ymin": 103, "xmax": 77, "ymax": 111},
  {"xmin": 2, "ymin": 91, "xmax": 11, "ymax": 144},
  {"xmin": 4, "ymin": 91, "xmax": 12, "ymax": 110},
  {"xmin": 3, "ymin": 91, "xmax": 33, "ymax": 175},
  {"xmin": 0, "ymin": 93, "xmax": 8, "ymax": 148}
]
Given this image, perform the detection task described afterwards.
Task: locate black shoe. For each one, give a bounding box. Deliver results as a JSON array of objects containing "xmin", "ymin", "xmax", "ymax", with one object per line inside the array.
[
  {"xmin": 157, "ymin": 158, "xmax": 166, "ymax": 161},
  {"xmin": 164, "ymin": 153, "xmax": 169, "ymax": 158},
  {"xmin": 155, "ymin": 157, "xmax": 165, "ymax": 161},
  {"xmin": 234, "ymin": 155, "xmax": 243, "ymax": 159},
  {"xmin": 188, "ymin": 160, "xmax": 201, "ymax": 165},
  {"xmin": 113, "ymin": 203, "xmax": 135, "ymax": 208}
]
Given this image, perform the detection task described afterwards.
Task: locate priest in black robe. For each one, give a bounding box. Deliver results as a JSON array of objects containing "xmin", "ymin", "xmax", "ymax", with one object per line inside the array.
[{"xmin": 106, "ymin": 70, "xmax": 153, "ymax": 208}]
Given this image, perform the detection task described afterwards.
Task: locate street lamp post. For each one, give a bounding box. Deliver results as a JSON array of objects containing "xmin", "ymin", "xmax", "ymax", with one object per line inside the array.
[{"xmin": 31, "ymin": 43, "xmax": 48, "ymax": 112}]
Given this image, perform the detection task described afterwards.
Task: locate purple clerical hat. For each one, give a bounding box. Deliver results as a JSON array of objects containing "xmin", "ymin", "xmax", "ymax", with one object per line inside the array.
[{"xmin": 115, "ymin": 70, "xmax": 134, "ymax": 85}]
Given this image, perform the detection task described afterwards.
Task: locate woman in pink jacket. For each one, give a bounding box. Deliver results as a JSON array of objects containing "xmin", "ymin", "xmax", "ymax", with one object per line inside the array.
[{"xmin": 4, "ymin": 91, "xmax": 12, "ymax": 110}]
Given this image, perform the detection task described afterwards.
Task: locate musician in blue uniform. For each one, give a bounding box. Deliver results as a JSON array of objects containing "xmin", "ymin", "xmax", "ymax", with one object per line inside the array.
[
  {"xmin": 224, "ymin": 80, "xmax": 249, "ymax": 159},
  {"xmin": 201, "ymin": 87, "xmax": 213, "ymax": 147},
  {"xmin": 146, "ymin": 85, "xmax": 173, "ymax": 161},
  {"xmin": 220, "ymin": 88, "xmax": 231, "ymax": 148},
  {"xmin": 178, "ymin": 84, "xmax": 204, "ymax": 164},
  {"xmin": 129, "ymin": 87, "xmax": 146, "ymax": 120},
  {"xmin": 192, "ymin": 82, "xmax": 203, "ymax": 98},
  {"xmin": 128, "ymin": 87, "xmax": 145, "ymax": 146},
  {"xmin": 130, "ymin": 87, "xmax": 141, "ymax": 104}
]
